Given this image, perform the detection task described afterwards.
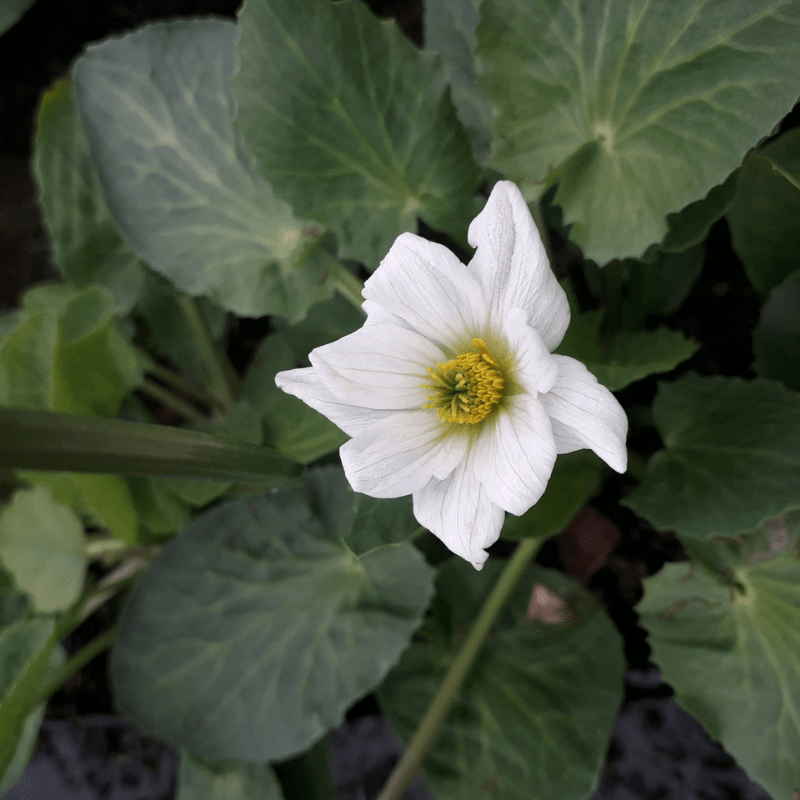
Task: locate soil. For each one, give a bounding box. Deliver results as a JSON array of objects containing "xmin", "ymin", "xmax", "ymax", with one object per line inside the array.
[{"xmin": 0, "ymin": 1, "xmax": 781, "ymax": 799}]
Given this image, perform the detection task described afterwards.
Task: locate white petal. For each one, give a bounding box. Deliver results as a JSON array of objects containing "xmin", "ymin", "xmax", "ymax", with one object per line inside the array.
[
  {"xmin": 467, "ymin": 181, "xmax": 570, "ymax": 351},
  {"xmin": 362, "ymin": 232, "xmax": 488, "ymax": 351},
  {"xmin": 471, "ymin": 395, "xmax": 557, "ymax": 516},
  {"xmin": 275, "ymin": 367, "xmax": 391, "ymax": 437},
  {"xmin": 539, "ymin": 356, "xmax": 628, "ymax": 473},
  {"xmin": 501, "ymin": 307, "xmax": 558, "ymax": 395},
  {"xmin": 310, "ymin": 323, "xmax": 444, "ymax": 410},
  {"xmin": 413, "ymin": 466, "xmax": 504, "ymax": 570},
  {"xmin": 340, "ymin": 411, "xmax": 468, "ymax": 498}
]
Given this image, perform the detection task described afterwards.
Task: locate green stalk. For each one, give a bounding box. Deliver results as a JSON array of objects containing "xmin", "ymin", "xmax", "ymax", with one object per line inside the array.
[
  {"xmin": 328, "ymin": 258, "xmax": 366, "ymax": 315},
  {"xmin": 139, "ymin": 378, "xmax": 207, "ymax": 425},
  {"xmin": 530, "ymin": 201, "xmax": 555, "ymax": 269},
  {"xmin": 0, "ymin": 407, "xmax": 301, "ymax": 487},
  {"xmin": 35, "ymin": 626, "xmax": 117, "ymax": 705},
  {"xmin": 177, "ymin": 296, "xmax": 238, "ymax": 410},
  {"xmin": 145, "ymin": 360, "xmax": 226, "ymax": 412},
  {"xmin": 376, "ymin": 538, "xmax": 542, "ymax": 800}
]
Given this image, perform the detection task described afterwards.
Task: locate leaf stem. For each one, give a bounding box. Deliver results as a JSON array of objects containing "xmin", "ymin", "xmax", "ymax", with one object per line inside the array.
[
  {"xmin": 139, "ymin": 378, "xmax": 207, "ymax": 425},
  {"xmin": 376, "ymin": 538, "xmax": 542, "ymax": 800},
  {"xmin": 328, "ymin": 260, "xmax": 366, "ymax": 315},
  {"xmin": 145, "ymin": 360, "xmax": 226, "ymax": 412},
  {"xmin": 35, "ymin": 626, "xmax": 117, "ymax": 705},
  {"xmin": 177, "ymin": 296, "xmax": 238, "ymax": 410},
  {"xmin": 530, "ymin": 201, "xmax": 555, "ymax": 269}
]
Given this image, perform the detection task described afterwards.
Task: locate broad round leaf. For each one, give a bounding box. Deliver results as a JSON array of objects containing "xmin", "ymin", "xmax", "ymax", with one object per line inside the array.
[
  {"xmin": 112, "ymin": 479, "xmax": 435, "ymax": 762},
  {"xmin": 22, "ymin": 472, "xmax": 138, "ymax": 545},
  {"xmin": 0, "ymin": 618, "xmax": 56, "ymax": 779},
  {"xmin": 589, "ymin": 329, "xmax": 698, "ymax": 391},
  {"xmin": 477, "ymin": 0, "xmax": 800, "ymax": 263},
  {"xmin": 380, "ymin": 561, "xmax": 625, "ymax": 800},
  {"xmin": 73, "ymin": 19, "xmax": 333, "ymax": 321},
  {"xmin": 658, "ymin": 170, "xmax": 739, "ymax": 254},
  {"xmin": 754, "ymin": 269, "xmax": 800, "ymax": 392},
  {"xmin": 424, "ymin": 0, "xmax": 492, "ymax": 159},
  {"xmin": 34, "ymin": 79, "xmax": 145, "ymax": 313},
  {"xmin": 0, "ymin": 0, "xmax": 34, "ymax": 37},
  {"xmin": 556, "ymin": 307, "xmax": 697, "ymax": 391},
  {"xmin": 176, "ymin": 752, "xmax": 285, "ymax": 800},
  {"xmin": 233, "ymin": 0, "xmax": 481, "ymax": 267},
  {"xmin": 639, "ymin": 557, "xmax": 800, "ymax": 800},
  {"xmin": 625, "ymin": 375, "xmax": 800, "ymax": 538},
  {"xmin": 0, "ymin": 284, "xmax": 142, "ymax": 417},
  {"xmin": 728, "ymin": 128, "xmax": 800, "ymax": 295},
  {"xmin": 619, "ymin": 246, "xmax": 704, "ymax": 329},
  {"xmin": 0, "ymin": 487, "xmax": 86, "ymax": 614}
]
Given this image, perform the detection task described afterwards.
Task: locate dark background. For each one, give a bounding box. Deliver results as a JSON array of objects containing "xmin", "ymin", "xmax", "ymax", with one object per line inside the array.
[{"xmin": 0, "ymin": 1, "xmax": 777, "ymax": 798}]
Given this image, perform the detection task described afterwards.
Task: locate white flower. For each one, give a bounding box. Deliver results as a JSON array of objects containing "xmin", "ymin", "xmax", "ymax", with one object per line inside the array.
[{"xmin": 276, "ymin": 181, "xmax": 627, "ymax": 569}]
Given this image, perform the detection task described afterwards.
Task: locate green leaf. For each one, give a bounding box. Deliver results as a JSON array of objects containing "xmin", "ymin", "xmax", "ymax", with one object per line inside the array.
[
  {"xmin": 127, "ymin": 477, "xmax": 190, "ymax": 539},
  {"xmin": 424, "ymin": 0, "xmax": 492, "ymax": 160},
  {"xmin": 0, "ymin": 618, "xmax": 56, "ymax": 778},
  {"xmin": 0, "ymin": 407, "xmax": 302, "ymax": 488},
  {"xmin": 165, "ymin": 400, "xmax": 264, "ymax": 507},
  {"xmin": 0, "ymin": 311, "xmax": 58, "ymax": 411},
  {"xmin": 304, "ymin": 466, "xmax": 421, "ymax": 555},
  {"xmin": 22, "ymin": 472, "xmax": 138, "ymax": 545},
  {"xmin": 619, "ymin": 246, "xmax": 704, "ymax": 329},
  {"xmin": 380, "ymin": 560, "xmax": 625, "ymax": 800},
  {"xmin": 243, "ymin": 294, "xmax": 364, "ymax": 465},
  {"xmin": 0, "ymin": 700, "xmax": 45, "ymax": 795},
  {"xmin": 502, "ymin": 451, "xmax": 603, "ymax": 540},
  {"xmin": 557, "ymin": 307, "xmax": 697, "ymax": 391},
  {"xmin": 0, "ymin": 566, "xmax": 30, "ymax": 629},
  {"xmin": 136, "ymin": 272, "xmax": 227, "ymax": 383},
  {"xmin": 754, "ymin": 269, "xmax": 800, "ymax": 392},
  {"xmin": 243, "ymin": 334, "xmax": 347, "ymax": 465},
  {"xmin": 176, "ymin": 753, "xmax": 285, "ymax": 800},
  {"xmin": 233, "ymin": 0, "xmax": 481, "ymax": 266},
  {"xmin": 728, "ymin": 128, "xmax": 800, "ymax": 295},
  {"xmin": 477, "ymin": 0, "xmax": 800, "ymax": 264},
  {"xmin": 33, "ymin": 78, "xmax": 145, "ymax": 313},
  {"xmin": 273, "ymin": 293, "xmax": 365, "ymax": 365},
  {"xmin": 591, "ymin": 328, "xmax": 698, "ymax": 391},
  {"xmin": 638, "ymin": 556, "xmax": 800, "ymax": 800},
  {"xmin": 73, "ymin": 19, "xmax": 333, "ymax": 322},
  {"xmin": 0, "ymin": 487, "xmax": 86, "ymax": 613},
  {"xmin": 0, "ymin": 0, "xmax": 34, "ymax": 36},
  {"xmin": 348, "ymin": 495, "xmax": 421, "ymax": 555},
  {"xmin": 625, "ymin": 375, "xmax": 800, "ymax": 538},
  {"xmin": 112, "ymin": 474, "xmax": 435, "ymax": 762},
  {"xmin": 658, "ymin": 170, "xmax": 740, "ymax": 255},
  {"xmin": 0, "ymin": 284, "xmax": 142, "ymax": 416},
  {"xmin": 677, "ymin": 509, "xmax": 800, "ymax": 580}
]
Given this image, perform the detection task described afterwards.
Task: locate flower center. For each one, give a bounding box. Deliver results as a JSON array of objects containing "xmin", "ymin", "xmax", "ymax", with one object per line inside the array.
[{"xmin": 425, "ymin": 338, "xmax": 505, "ymax": 424}]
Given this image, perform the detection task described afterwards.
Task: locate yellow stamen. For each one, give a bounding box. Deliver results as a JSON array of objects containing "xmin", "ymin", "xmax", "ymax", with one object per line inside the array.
[{"xmin": 424, "ymin": 338, "xmax": 505, "ymax": 424}]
